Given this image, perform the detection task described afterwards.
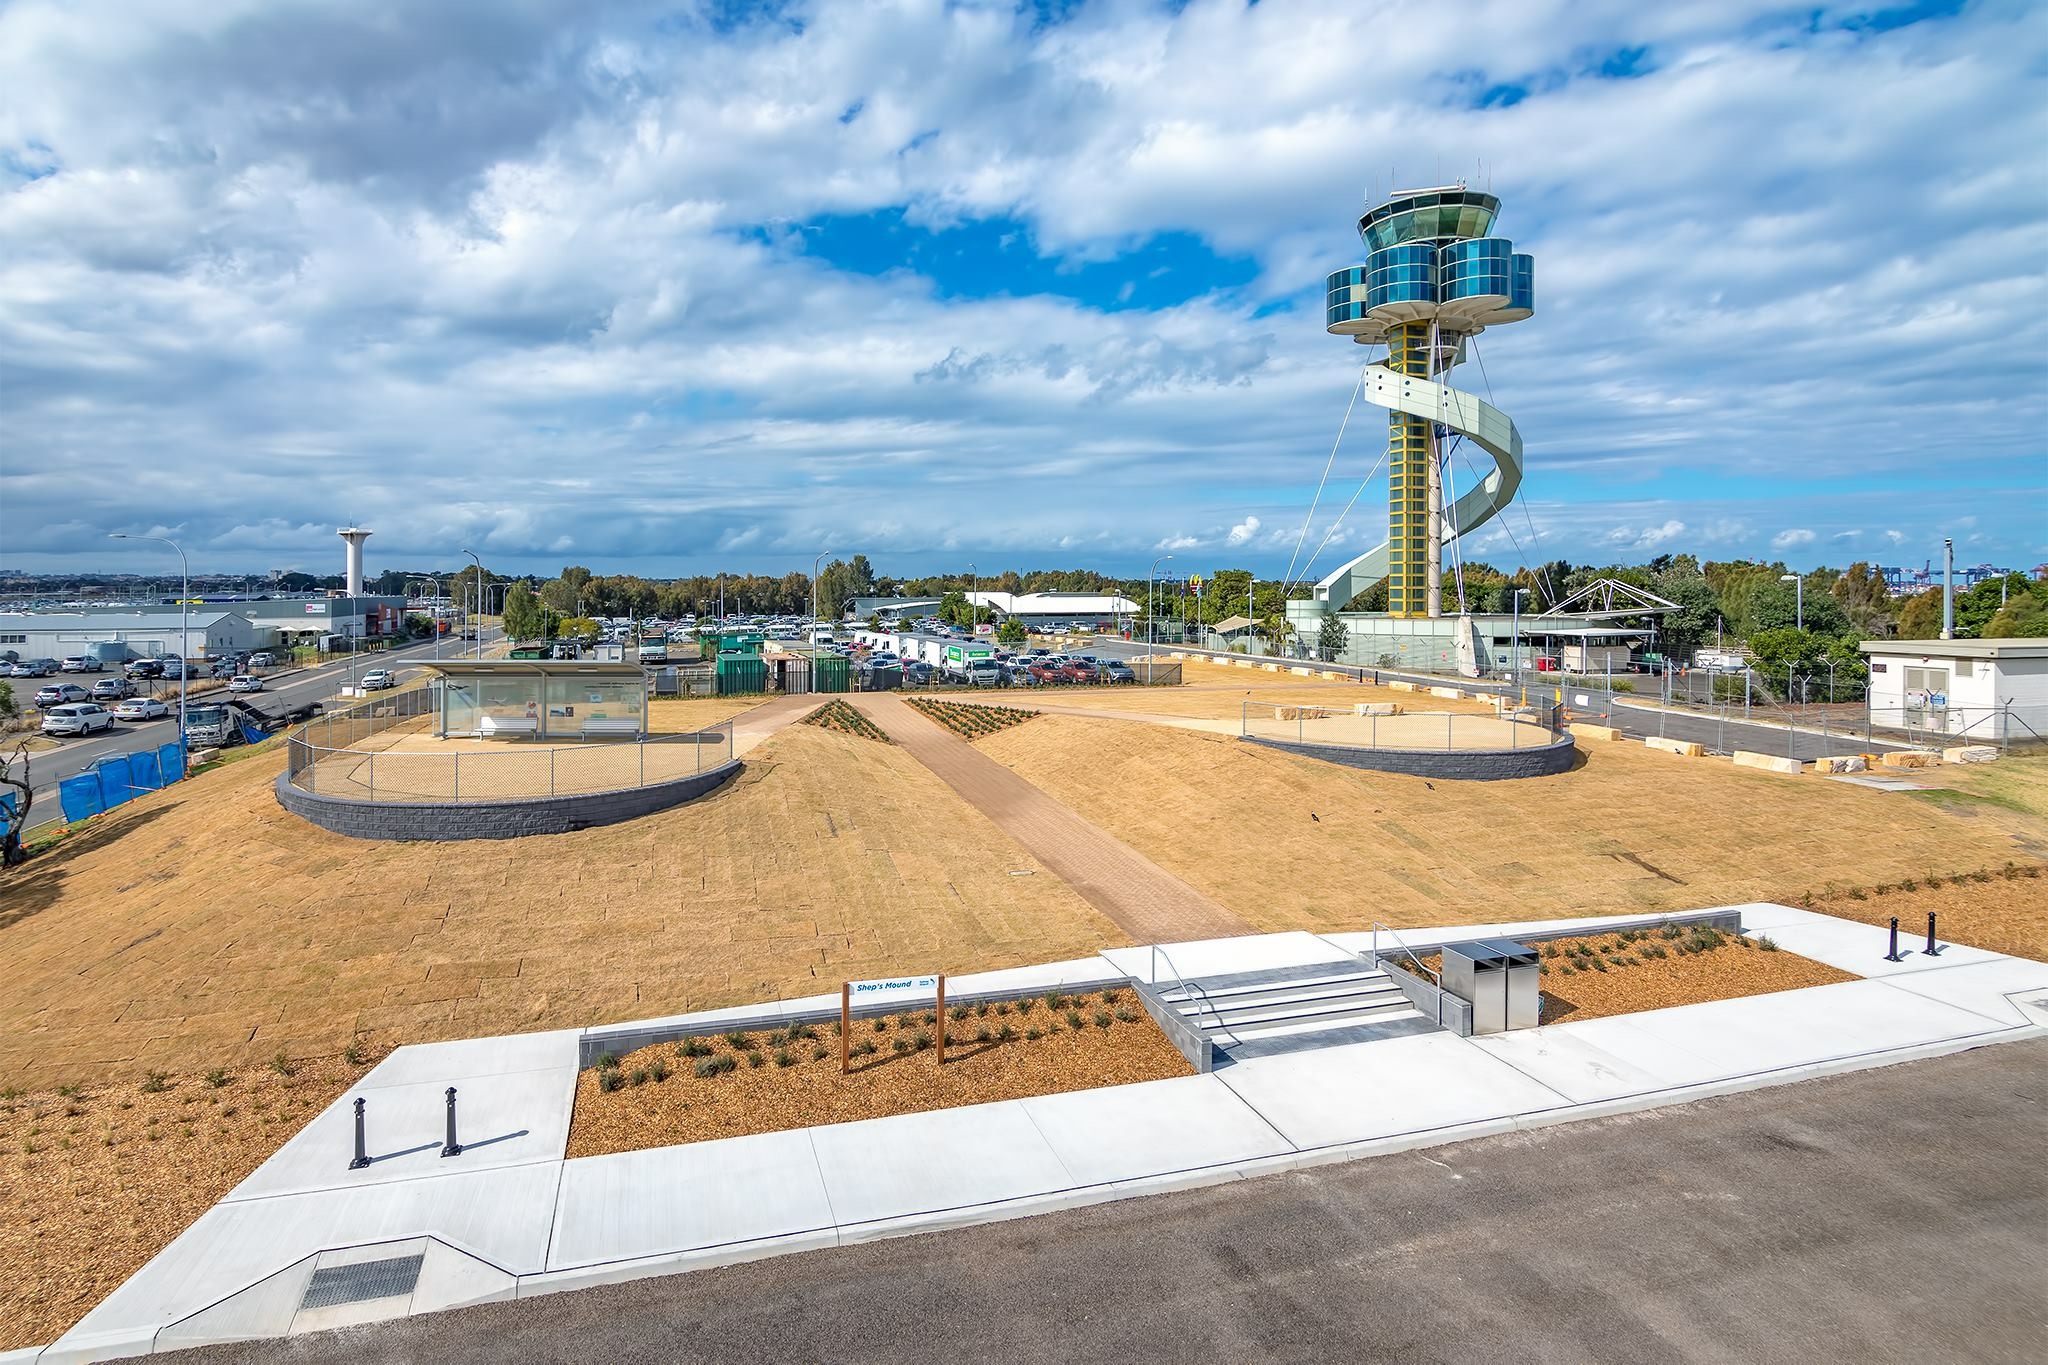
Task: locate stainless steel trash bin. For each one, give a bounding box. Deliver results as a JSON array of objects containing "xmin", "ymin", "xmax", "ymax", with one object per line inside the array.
[{"xmin": 1440, "ymin": 938, "xmax": 1542, "ymax": 1034}]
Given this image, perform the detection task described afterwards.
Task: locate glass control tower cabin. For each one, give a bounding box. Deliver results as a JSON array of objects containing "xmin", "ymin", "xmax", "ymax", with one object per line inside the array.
[{"xmin": 1322, "ymin": 186, "xmax": 1534, "ymax": 620}]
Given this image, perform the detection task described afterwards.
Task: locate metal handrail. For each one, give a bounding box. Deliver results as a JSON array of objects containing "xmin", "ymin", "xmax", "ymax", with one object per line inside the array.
[
  {"xmin": 1367, "ymin": 920, "xmax": 1441, "ymax": 987},
  {"xmin": 1149, "ymin": 944, "xmax": 1235, "ymax": 1044}
]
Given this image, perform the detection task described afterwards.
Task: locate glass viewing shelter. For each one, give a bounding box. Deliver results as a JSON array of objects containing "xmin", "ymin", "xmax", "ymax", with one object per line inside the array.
[{"xmin": 426, "ymin": 660, "xmax": 649, "ymax": 740}]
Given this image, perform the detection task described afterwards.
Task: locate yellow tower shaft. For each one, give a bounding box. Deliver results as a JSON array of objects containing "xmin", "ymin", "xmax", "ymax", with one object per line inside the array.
[{"xmin": 1385, "ymin": 321, "xmax": 1432, "ymax": 619}]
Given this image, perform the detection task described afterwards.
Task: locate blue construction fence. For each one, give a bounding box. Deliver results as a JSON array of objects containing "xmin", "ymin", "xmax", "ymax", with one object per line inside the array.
[{"xmin": 57, "ymin": 743, "xmax": 187, "ymax": 825}]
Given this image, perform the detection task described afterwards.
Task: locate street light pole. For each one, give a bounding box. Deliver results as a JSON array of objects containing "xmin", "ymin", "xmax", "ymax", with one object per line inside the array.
[
  {"xmin": 1779, "ymin": 572, "xmax": 1803, "ymax": 632},
  {"xmin": 1148, "ymin": 555, "xmax": 1173, "ymax": 663},
  {"xmin": 462, "ymin": 550, "xmax": 483, "ymax": 661},
  {"xmin": 1512, "ymin": 587, "xmax": 1529, "ymax": 699},
  {"xmin": 108, "ymin": 533, "xmax": 188, "ymax": 749}
]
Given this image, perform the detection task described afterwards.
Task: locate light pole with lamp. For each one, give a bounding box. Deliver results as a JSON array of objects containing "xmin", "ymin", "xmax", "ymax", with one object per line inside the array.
[
  {"xmin": 1148, "ymin": 554, "xmax": 1173, "ymax": 679},
  {"xmin": 107, "ymin": 533, "xmax": 189, "ymax": 750},
  {"xmin": 1779, "ymin": 572, "xmax": 1803, "ymax": 632},
  {"xmin": 1511, "ymin": 586, "xmax": 1530, "ymax": 699},
  {"xmin": 965, "ymin": 562, "xmax": 976, "ymax": 632},
  {"xmin": 462, "ymin": 550, "xmax": 483, "ymax": 661}
]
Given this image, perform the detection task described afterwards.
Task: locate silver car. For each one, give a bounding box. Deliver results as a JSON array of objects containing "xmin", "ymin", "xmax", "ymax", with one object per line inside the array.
[{"xmin": 41, "ymin": 702, "xmax": 116, "ymax": 737}]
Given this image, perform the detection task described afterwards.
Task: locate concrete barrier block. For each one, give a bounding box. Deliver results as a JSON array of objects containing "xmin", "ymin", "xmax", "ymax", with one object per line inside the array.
[
  {"xmin": 1733, "ymin": 750, "xmax": 1805, "ymax": 775},
  {"xmin": 1942, "ymin": 745, "xmax": 1999, "ymax": 764},
  {"xmin": 191, "ymin": 747, "xmax": 221, "ymax": 766},
  {"xmin": 1427, "ymin": 686, "xmax": 1463, "ymax": 700},
  {"xmin": 1879, "ymin": 750, "xmax": 1941, "ymax": 769},
  {"xmin": 1388, "ymin": 680, "xmax": 1418, "ymax": 692},
  {"xmin": 1320, "ymin": 671, "xmax": 1347, "ymax": 681},
  {"xmin": 1569, "ymin": 723, "xmax": 1622, "ymax": 742},
  {"xmin": 1291, "ymin": 666, "xmax": 1315, "ymax": 677},
  {"xmin": 1644, "ymin": 736, "xmax": 1704, "ymax": 758},
  {"xmin": 1810, "ymin": 755, "xmax": 1867, "ymax": 774},
  {"xmin": 1260, "ymin": 663, "xmax": 1281, "ymax": 672},
  {"xmin": 1354, "ymin": 703, "xmax": 1400, "ymax": 717}
]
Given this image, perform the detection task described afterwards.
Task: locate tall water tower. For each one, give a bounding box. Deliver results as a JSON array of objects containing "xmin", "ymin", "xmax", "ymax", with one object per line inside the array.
[{"xmin": 338, "ymin": 527, "xmax": 372, "ymax": 597}]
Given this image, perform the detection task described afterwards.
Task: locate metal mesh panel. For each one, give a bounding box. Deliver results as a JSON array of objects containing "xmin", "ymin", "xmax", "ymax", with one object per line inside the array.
[{"xmin": 298, "ymin": 1253, "xmax": 424, "ymax": 1311}]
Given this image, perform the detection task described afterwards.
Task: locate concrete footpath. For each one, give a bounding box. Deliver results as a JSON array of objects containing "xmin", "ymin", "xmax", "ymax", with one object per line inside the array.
[{"xmin": 26, "ymin": 904, "xmax": 2048, "ymax": 1362}]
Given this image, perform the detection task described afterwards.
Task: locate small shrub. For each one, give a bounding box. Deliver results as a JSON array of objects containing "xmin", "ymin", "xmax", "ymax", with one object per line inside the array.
[
  {"xmin": 1114, "ymin": 1006, "xmax": 1137, "ymax": 1023},
  {"xmin": 140, "ymin": 1070, "xmax": 169, "ymax": 1094},
  {"xmin": 1847, "ymin": 887, "xmax": 1868, "ymax": 900},
  {"xmin": 913, "ymin": 1029, "xmax": 933, "ymax": 1052},
  {"xmin": 853, "ymin": 1038, "xmax": 879, "ymax": 1057},
  {"xmin": 1660, "ymin": 925, "xmax": 1683, "ymax": 940},
  {"xmin": 1016, "ymin": 997, "xmax": 1036, "ymax": 1015},
  {"xmin": 1553, "ymin": 961, "xmax": 1574, "ymax": 976},
  {"xmin": 1025, "ymin": 1027, "xmax": 1043, "ymax": 1041},
  {"xmin": 204, "ymin": 1068, "xmax": 229, "ymax": 1089},
  {"xmin": 997, "ymin": 1023, "xmax": 1016, "ymax": 1042},
  {"xmin": 995, "ymin": 1002, "xmax": 1011, "ymax": 1016},
  {"xmin": 1045, "ymin": 992, "xmax": 1069, "ymax": 1011},
  {"xmin": 974, "ymin": 1026, "xmax": 993, "ymax": 1043},
  {"xmin": 725, "ymin": 1031, "xmax": 755, "ymax": 1050},
  {"xmin": 1757, "ymin": 936, "xmax": 1780, "ymax": 952},
  {"xmin": 56, "ymin": 1083, "xmax": 81, "ymax": 1098},
  {"xmin": 693, "ymin": 1058, "xmax": 724, "ymax": 1079},
  {"xmin": 872, "ymin": 1017, "xmax": 889, "ymax": 1032},
  {"xmin": 1101, "ymin": 989, "xmax": 1123, "ymax": 1006},
  {"xmin": 678, "ymin": 1038, "xmax": 713, "ymax": 1058},
  {"xmin": 649, "ymin": 1060, "xmax": 670, "ymax": 1082},
  {"xmin": 812, "ymin": 1046, "xmax": 830, "ymax": 1061},
  {"xmin": 628, "ymin": 1069, "xmax": 649, "ymax": 1087},
  {"xmin": 776, "ymin": 1049, "xmax": 797, "ymax": 1067},
  {"xmin": 1093, "ymin": 1010, "xmax": 1112, "ymax": 1029},
  {"xmin": 595, "ymin": 1052, "xmax": 621, "ymax": 1071},
  {"xmin": 598, "ymin": 1070, "xmax": 626, "ymax": 1092},
  {"xmin": 269, "ymin": 1052, "xmax": 295, "ymax": 1078},
  {"xmin": 950, "ymin": 1005, "xmax": 970, "ymax": 1022},
  {"xmin": 343, "ymin": 1040, "xmax": 367, "ymax": 1066},
  {"xmin": 975, "ymin": 1002, "xmax": 991, "ymax": 1018},
  {"xmin": 892, "ymin": 1037, "xmax": 912, "ymax": 1055},
  {"xmin": 1541, "ymin": 943, "xmax": 1558, "ymax": 959},
  {"xmin": 747, "ymin": 1052, "xmax": 766, "ymax": 1069},
  {"xmin": 1065, "ymin": 1009, "xmax": 1084, "ymax": 1030},
  {"xmin": 1591, "ymin": 959, "xmax": 1608, "ymax": 973}
]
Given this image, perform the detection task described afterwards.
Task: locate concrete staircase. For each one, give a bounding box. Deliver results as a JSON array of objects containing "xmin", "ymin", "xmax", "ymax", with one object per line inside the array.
[{"xmin": 1152, "ymin": 961, "xmax": 1435, "ymax": 1060}]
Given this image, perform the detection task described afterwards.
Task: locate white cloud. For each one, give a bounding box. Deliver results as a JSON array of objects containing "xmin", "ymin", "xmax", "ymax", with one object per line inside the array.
[
  {"xmin": 1225, "ymin": 515, "xmax": 1260, "ymax": 547},
  {"xmin": 1771, "ymin": 529, "xmax": 1817, "ymax": 550},
  {"xmin": 1155, "ymin": 534, "xmax": 1201, "ymax": 551}
]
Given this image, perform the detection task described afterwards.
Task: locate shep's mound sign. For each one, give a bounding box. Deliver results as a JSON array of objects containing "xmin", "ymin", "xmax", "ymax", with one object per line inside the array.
[{"xmin": 841, "ymin": 973, "xmax": 946, "ymax": 1071}]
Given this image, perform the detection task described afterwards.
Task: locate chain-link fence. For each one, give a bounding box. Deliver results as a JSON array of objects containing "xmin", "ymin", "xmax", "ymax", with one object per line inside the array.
[
  {"xmin": 1240, "ymin": 698, "xmax": 1563, "ymax": 751},
  {"xmin": 286, "ymin": 696, "xmax": 734, "ymax": 802}
]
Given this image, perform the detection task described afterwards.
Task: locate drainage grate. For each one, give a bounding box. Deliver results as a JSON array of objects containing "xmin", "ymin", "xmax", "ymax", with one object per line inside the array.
[{"xmin": 299, "ymin": 1253, "xmax": 424, "ymax": 1311}]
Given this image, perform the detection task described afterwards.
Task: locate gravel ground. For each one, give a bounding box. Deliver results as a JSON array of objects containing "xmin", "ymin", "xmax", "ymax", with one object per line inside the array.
[{"xmin": 165, "ymin": 1038, "xmax": 2048, "ymax": 1365}]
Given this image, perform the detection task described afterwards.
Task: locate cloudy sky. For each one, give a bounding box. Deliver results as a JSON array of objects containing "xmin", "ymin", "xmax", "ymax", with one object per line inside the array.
[{"xmin": 2, "ymin": 0, "xmax": 2043, "ymax": 582}]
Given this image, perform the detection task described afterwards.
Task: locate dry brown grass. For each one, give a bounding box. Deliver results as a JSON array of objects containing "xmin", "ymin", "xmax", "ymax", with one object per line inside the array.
[
  {"xmin": 567, "ymin": 989, "xmax": 1187, "ymax": 1157},
  {"xmin": 983, "ymin": 670, "xmax": 1490, "ymax": 724},
  {"xmin": 0, "ymin": 724, "xmax": 1127, "ymax": 1090},
  {"xmin": 0, "ymin": 1046, "xmax": 389, "ymax": 1350},
  {"xmin": 1798, "ymin": 869, "xmax": 2048, "ymax": 962},
  {"xmin": 975, "ymin": 715, "xmax": 2047, "ymax": 935}
]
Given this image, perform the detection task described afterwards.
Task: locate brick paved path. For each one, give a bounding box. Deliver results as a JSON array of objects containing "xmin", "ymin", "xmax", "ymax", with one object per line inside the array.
[{"xmin": 849, "ymin": 694, "xmax": 1252, "ymax": 944}]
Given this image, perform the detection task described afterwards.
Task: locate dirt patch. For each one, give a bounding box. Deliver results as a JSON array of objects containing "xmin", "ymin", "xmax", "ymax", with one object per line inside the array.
[
  {"xmin": 975, "ymin": 714, "xmax": 2044, "ymax": 935},
  {"xmin": 1405, "ymin": 924, "xmax": 1857, "ymax": 1026},
  {"xmin": 904, "ymin": 698, "xmax": 1038, "ymax": 741},
  {"xmin": 0, "ymin": 723, "xmax": 1125, "ymax": 1090},
  {"xmin": 1796, "ymin": 865, "xmax": 2048, "ymax": 962},
  {"xmin": 0, "ymin": 1046, "xmax": 389, "ymax": 1351},
  {"xmin": 568, "ymin": 988, "xmax": 1188, "ymax": 1157},
  {"xmin": 801, "ymin": 699, "xmax": 890, "ymax": 742}
]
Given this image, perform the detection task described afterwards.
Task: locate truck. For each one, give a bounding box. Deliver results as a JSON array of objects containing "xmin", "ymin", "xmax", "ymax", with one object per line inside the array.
[
  {"xmin": 638, "ymin": 635, "xmax": 669, "ymax": 664},
  {"xmin": 183, "ymin": 696, "xmax": 325, "ymax": 749},
  {"xmin": 940, "ymin": 642, "xmax": 999, "ymax": 684}
]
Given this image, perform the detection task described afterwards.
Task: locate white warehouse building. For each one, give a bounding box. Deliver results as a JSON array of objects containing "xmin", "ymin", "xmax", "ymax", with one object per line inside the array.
[
  {"xmin": 0, "ymin": 611, "xmax": 269, "ymax": 665},
  {"xmin": 1859, "ymin": 638, "xmax": 2048, "ymax": 743},
  {"xmin": 966, "ymin": 591, "xmax": 1138, "ymax": 630}
]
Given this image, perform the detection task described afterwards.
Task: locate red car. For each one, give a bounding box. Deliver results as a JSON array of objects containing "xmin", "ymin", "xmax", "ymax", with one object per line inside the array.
[
  {"xmin": 1056, "ymin": 662, "xmax": 1094, "ymax": 683},
  {"xmin": 1027, "ymin": 663, "xmax": 1064, "ymax": 684}
]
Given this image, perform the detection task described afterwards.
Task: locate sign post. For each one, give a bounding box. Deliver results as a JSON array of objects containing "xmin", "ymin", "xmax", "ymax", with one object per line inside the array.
[{"xmin": 841, "ymin": 972, "xmax": 946, "ymax": 1073}]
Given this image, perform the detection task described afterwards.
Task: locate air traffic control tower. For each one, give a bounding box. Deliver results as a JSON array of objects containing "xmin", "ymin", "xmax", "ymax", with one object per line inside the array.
[{"xmin": 1287, "ymin": 185, "xmax": 1534, "ymax": 657}]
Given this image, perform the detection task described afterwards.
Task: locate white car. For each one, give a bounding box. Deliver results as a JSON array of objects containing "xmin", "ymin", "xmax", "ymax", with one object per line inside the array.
[
  {"xmin": 114, "ymin": 697, "xmax": 171, "ymax": 722},
  {"xmin": 358, "ymin": 669, "xmax": 397, "ymax": 691},
  {"xmin": 227, "ymin": 674, "xmax": 264, "ymax": 693},
  {"xmin": 41, "ymin": 702, "xmax": 116, "ymax": 737}
]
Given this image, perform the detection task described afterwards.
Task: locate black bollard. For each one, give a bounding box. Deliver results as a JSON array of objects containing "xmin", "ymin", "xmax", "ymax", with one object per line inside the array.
[
  {"xmin": 1923, "ymin": 912, "xmax": 1944, "ymax": 957},
  {"xmin": 348, "ymin": 1097, "xmax": 370, "ymax": 1170},
  {"xmin": 440, "ymin": 1086, "xmax": 463, "ymax": 1158},
  {"xmin": 1885, "ymin": 916, "xmax": 1906, "ymax": 963}
]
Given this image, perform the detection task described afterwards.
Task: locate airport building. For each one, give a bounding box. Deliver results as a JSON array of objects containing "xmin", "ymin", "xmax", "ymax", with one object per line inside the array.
[{"xmin": 0, "ymin": 610, "xmax": 267, "ymax": 664}]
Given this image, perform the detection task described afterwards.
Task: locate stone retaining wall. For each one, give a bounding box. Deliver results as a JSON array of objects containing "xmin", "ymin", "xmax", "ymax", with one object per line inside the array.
[{"xmin": 275, "ymin": 761, "xmax": 742, "ymax": 841}]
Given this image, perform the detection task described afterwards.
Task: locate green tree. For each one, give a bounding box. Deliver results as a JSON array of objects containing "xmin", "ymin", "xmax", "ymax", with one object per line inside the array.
[
  {"xmin": 1649, "ymin": 568, "xmax": 1722, "ymax": 660},
  {"xmin": 1317, "ymin": 614, "xmax": 1350, "ymax": 662},
  {"xmin": 996, "ymin": 617, "xmax": 1027, "ymax": 647},
  {"xmin": 502, "ymin": 583, "xmax": 545, "ymax": 640},
  {"xmin": 0, "ymin": 680, "xmax": 15, "ymax": 720},
  {"xmin": 1985, "ymin": 581, "xmax": 2048, "ymax": 637},
  {"xmin": 1955, "ymin": 573, "xmax": 2034, "ymax": 638},
  {"xmin": 1896, "ymin": 588, "xmax": 1945, "ymax": 640}
]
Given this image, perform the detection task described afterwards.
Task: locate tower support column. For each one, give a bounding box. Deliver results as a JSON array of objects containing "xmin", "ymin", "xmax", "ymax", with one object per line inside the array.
[{"xmin": 1386, "ymin": 322, "xmax": 1432, "ymax": 619}]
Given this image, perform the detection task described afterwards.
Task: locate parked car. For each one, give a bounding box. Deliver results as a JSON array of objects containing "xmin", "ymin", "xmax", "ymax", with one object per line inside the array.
[
  {"xmin": 1057, "ymin": 662, "xmax": 1094, "ymax": 683},
  {"xmin": 1001, "ymin": 661, "xmax": 1041, "ymax": 686},
  {"xmin": 34, "ymin": 683, "xmax": 91, "ymax": 707},
  {"xmin": 113, "ymin": 697, "xmax": 171, "ymax": 722},
  {"xmin": 90, "ymin": 678, "xmax": 135, "ymax": 701},
  {"xmin": 124, "ymin": 659, "xmax": 164, "ymax": 679},
  {"xmin": 157, "ymin": 658, "xmax": 187, "ymax": 679},
  {"xmin": 11, "ymin": 658, "xmax": 58, "ymax": 677},
  {"xmin": 227, "ymin": 674, "xmax": 264, "ymax": 693},
  {"xmin": 359, "ymin": 669, "xmax": 397, "ymax": 691},
  {"xmin": 1098, "ymin": 660, "xmax": 1137, "ymax": 684},
  {"xmin": 902, "ymin": 660, "xmax": 934, "ymax": 685},
  {"xmin": 59, "ymin": 656, "xmax": 104, "ymax": 673},
  {"xmin": 1026, "ymin": 663, "xmax": 1063, "ymax": 684},
  {"xmin": 248, "ymin": 652, "xmax": 277, "ymax": 669},
  {"xmin": 41, "ymin": 702, "xmax": 116, "ymax": 737}
]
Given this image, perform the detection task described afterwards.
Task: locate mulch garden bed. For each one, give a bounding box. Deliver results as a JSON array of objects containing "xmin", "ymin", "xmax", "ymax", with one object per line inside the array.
[
  {"xmin": 0, "ymin": 1044, "xmax": 391, "ymax": 1351},
  {"xmin": 1404, "ymin": 923, "xmax": 1857, "ymax": 1026},
  {"xmin": 567, "ymin": 987, "xmax": 1189, "ymax": 1158},
  {"xmin": 801, "ymin": 699, "xmax": 890, "ymax": 742},
  {"xmin": 905, "ymin": 697, "xmax": 1038, "ymax": 741},
  {"xmin": 1793, "ymin": 862, "xmax": 2046, "ymax": 963}
]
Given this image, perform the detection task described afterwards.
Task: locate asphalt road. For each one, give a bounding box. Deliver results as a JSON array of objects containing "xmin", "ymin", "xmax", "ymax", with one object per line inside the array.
[
  {"xmin": 14, "ymin": 631, "xmax": 494, "ymax": 832},
  {"xmin": 1087, "ymin": 637, "xmax": 1901, "ymax": 761},
  {"xmin": 171, "ymin": 1040, "xmax": 2047, "ymax": 1364}
]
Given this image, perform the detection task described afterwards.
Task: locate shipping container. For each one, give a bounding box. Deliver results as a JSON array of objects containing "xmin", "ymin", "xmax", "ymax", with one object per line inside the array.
[
  {"xmin": 715, "ymin": 653, "xmax": 767, "ymax": 695},
  {"xmin": 814, "ymin": 654, "xmax": 851, "ymax": 694}
]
